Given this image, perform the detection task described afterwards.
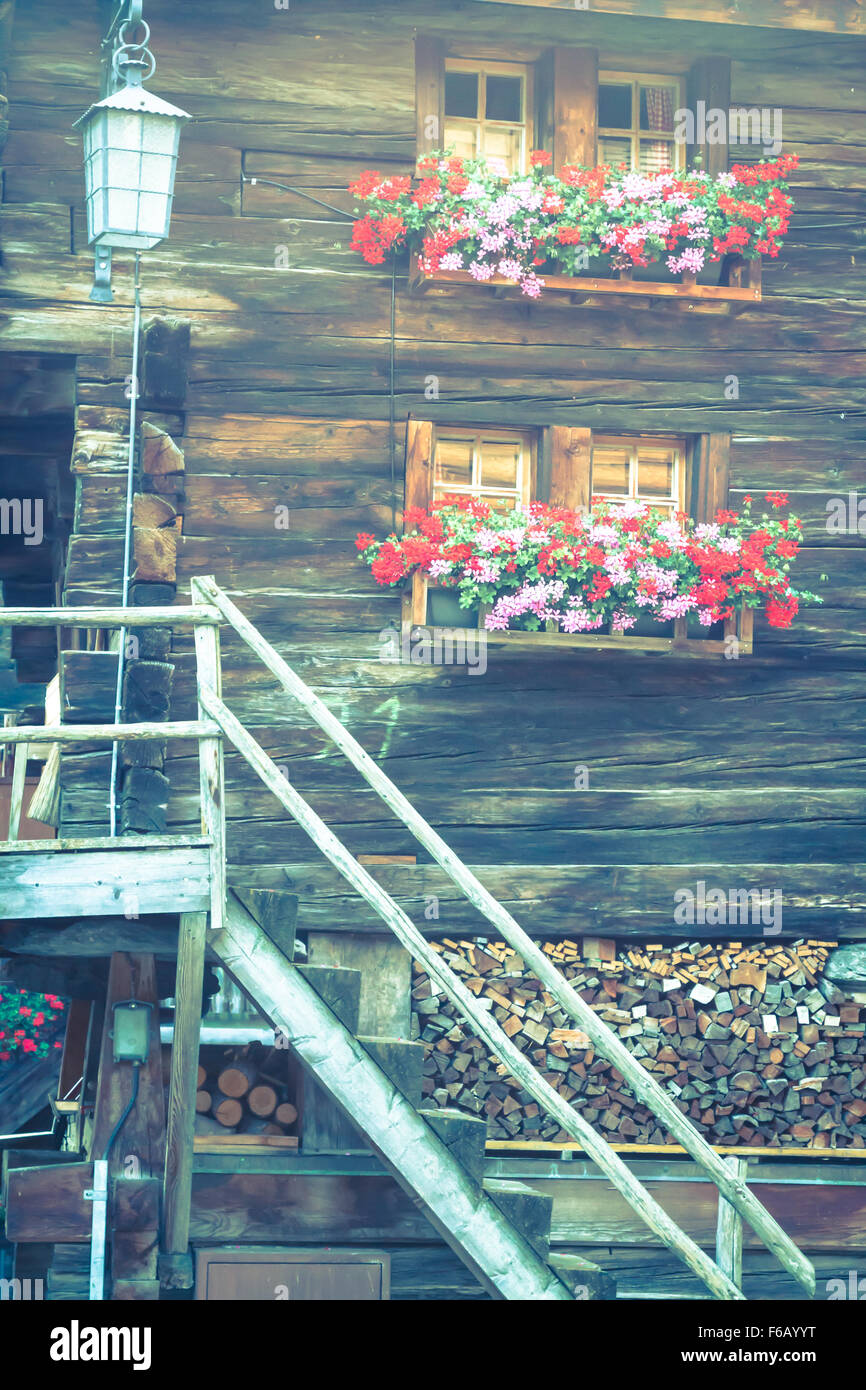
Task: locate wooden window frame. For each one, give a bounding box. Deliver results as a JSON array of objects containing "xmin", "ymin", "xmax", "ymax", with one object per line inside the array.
[
  {"xmin": 432, "ymin": 425, "xmax": 535, "ymax": 508},
  {"xmin": 591, "ymin": 433, "xmax": 687, "ymax": 514},
  {"xmin": 443, "ymin": 58, "xmax": 533, "ymax": 175},
  {"xmin": 597, "ymin": 70, "xmax": 687, "ymax": 174},
  {"xmin": 402, "ymin": 421, "xmax": 748, "ymax": 655}
]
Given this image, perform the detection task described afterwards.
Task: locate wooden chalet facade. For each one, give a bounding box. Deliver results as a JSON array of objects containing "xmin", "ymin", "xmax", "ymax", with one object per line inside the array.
[{"xmin": 0, "ymin": 0, "xmax": 865, "ymax": 1303}]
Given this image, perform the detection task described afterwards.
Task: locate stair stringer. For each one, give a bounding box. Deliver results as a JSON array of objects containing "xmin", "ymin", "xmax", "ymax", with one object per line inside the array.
[{"xmin": 212, "ymin": 895, "xmax": 573, "ymax": 1301}]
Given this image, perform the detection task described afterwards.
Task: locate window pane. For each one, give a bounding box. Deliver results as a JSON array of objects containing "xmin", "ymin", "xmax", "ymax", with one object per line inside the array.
[
  {"xmin": 593, "ymin": 448, "xmax": 630, "ymax": 495},
  {"xmin": 445, "ymin": 70, "xmax": 479, "ymax": 119},
  {"xmin": 638, "ymin": 139, "xmax": 674, "ymax": 174},
  {"xmin": 444, "ymin": 121, "xmax": 479, "ymax": 162},
  {"xmin": 599, "ymin": 135, "xmax": 632, "ymax": 169},
  {"xmin": 637, "ymin": 448, "xmax": 676, "ymax": 498},
  {"xmin": 640, "ymin": 84, "xmax": 677, "ymax": 133},
  {"xmin": 598, "ymin": 83, "xmax": 632, "ymax": 130},
  {"xmin": 486, "ymin": 74, "xmax": 522, "ymax": 123},
  {"xmin": 481, "ymin": 493, "xmax": 520, "ymax": 510},
  {"xmin": 480, "ymin": 125, "xmax": 522, "ymax": 173},
  {"xmin": 435, "ymin": 438, "xmax": 474, "ymax": 486},
  {"xmin": 480, "ymin": 440, "xmax": 521, "ymax": 490}
]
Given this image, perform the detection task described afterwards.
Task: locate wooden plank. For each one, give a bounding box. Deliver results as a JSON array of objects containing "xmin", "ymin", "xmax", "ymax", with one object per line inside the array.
[
  {"xmin": 414, "ymin": 35, "xmax": 444, "ymax": 168},
  {"xmin": 716, "ymin": 1156, "xmax": 748, "ymax": 1288},
  {"xmin": 6, "ymin": 740, "xmax": 27, "ymax": 841},
  {"xmin": 552, "ymin": 48, "xmax": 597, "ymax": 171},
  {"xmin": 199, "ymin": 679, "xmax": 741, "ymax": 1300},
  {"xmin": 212, "ymin": 892, "xmax": 572, "ymax": 1301},
  {"xmin": 197, "ymin": 575, "xmax": 814, "ymax": 1298},
  {"xmin": 190, "ymin": 577, "xmax": 226, "ymax": 937},
  {"xmin": 0, "ymin": 720, "xmax": 219, "ymax": 744},
  {"xmin": 0, "ymin": 843, "xmax": 211, "ymax": 918},
  {"xmin": 410, "ymin": 258, "xmax": 762, "ymax": 302},
  {"xmin": 687, "ymin": 58, "xmax": 732, "ymax": 177},
  {"xmin": 57, "ymin": 998, "xmax": 92, "ymax": 1108},
  {"xmin": 163, "ymin": 911, "xmax": 208, "ymax": 1258},
  {"xmin": 404, "ymin": 418, "xmax": 433, "ymax": 515},
  {"xmin": 90, "ymin": 954, "xmax": 165, "ymax": 1179},
  {"xmin": 546, "ymin": 425, "xmax": 592, "ymax": 512},
  {"xmin": 470, "ymin": 0, "xmax": 866, "ymax": 34},
  {"xmin": 0, "ymin": 605, "xmax": 219, "ymax": 627}
]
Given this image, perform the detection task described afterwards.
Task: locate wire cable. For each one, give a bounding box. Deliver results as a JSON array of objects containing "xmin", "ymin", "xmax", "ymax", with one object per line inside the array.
[{"xmin": 101, "ymin": 1062, "xmax": 140, "ymax": 1161}]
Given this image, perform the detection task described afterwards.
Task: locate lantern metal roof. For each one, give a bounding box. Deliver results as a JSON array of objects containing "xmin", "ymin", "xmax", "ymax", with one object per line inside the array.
[{"xmin": 73, "ymin": 83, "xmax": 191, "ymax": 129}]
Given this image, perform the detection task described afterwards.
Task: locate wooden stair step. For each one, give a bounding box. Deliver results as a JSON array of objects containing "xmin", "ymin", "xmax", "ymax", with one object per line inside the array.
[
  {"xmin": 482, "ymin": 1179, "xmax": 553, "ymax": 1259},
  {"xmin": 417, "ymin": 1107, "xmax": 487, "ymax": 1186},
  {"xmin": 547, "ymin": 1252, "xmax": 617, "ymax": 1301},
  {"xmin": 356, "ymin": 1036, "xmax": 425, "ymax": 1107},
  {"xmin": 296, "ymin": 965, "xmax": 362, "ymax": 1034}
]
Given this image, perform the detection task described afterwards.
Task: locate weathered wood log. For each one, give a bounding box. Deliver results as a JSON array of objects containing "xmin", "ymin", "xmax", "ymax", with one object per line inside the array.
[
  {"xmin": 217, "ymin": 1060, "xmax": 258, "ymax": 1098},
  {"xmin": 247, "ymin": 1084, "xmax": 278, "ymax": 1117}
]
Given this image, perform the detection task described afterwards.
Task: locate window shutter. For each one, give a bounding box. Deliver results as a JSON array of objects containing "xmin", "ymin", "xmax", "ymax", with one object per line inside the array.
[
  {"xmin": 535, "ymin": 48, "xmax": 598, "ymax": 169},
  {"xmin": 415, "ymin": 36, "xmax": 445, "ymax": 168},
  {"xmin": 690, "ymin": 432, "xmax": 730, "ymax": 523},
  {"xmin": 543, "ymin": 425, "xmax": 593, "ymax": 511},
  {"xmin": 686, "ymin": 58, "xmax": 731, "ymax": 176},
  {"xmin": 404, "ymin": 418, "xmax": 434, "ymax": 516}
]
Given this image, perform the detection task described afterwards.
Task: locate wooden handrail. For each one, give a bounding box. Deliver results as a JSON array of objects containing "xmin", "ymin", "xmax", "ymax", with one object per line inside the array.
[
  {"xmin": 0, "ymin": 604, "xmax": 220, "ymax": 628},
  {"xmin": 0, "ymin": 721, "xmax": 220, "ymax": 744}
]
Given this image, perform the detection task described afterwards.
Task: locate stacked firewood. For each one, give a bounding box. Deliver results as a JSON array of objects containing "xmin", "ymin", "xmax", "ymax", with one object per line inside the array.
[
  {"xmin": 194, "ymin": 1044, "xmax": 298, "ymax": 1137},
  {"xmin": 412, "ymin": 938, "xmax": 866, "ymax": 1149}
]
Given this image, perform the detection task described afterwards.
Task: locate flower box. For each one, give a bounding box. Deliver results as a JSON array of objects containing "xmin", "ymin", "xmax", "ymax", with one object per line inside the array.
[
  {"xmin": 401, "ymin": 570, "xmax": 755, "ymax": 659},
  {"xmin": 349, "ymin": 151, "xmax": 795, "ymax": 306},
  {"xmin": 408, "ymin": 250, "xmax": 761, "ymax": 308}
]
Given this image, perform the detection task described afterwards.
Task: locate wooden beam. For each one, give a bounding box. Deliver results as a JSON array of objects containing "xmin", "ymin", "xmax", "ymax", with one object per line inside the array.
[
  {"xmin": 552, "ymin": 48, "xmax": 597, "ymax": 170},
  {"xmin": 7, "ymin": 739, "xmax": 27, "ymax": 840},
  {"xmin": 196, "ymin": 575, "xmax": 815, "ymax": 1298},
  {"xmin": 0, "ymin": 605, "xmax": 217, "ymax": 628},
  {"xmin": 0, "ymin": 841, "xmax": 211, "ymax": 919},
  {"xmin": 687, "ymin": 57, "xmax": 731, "ymax": 176},
  {"xmin": 716, "ymin": 1156, "xmax": 748, "ymax": 1288},
  {"xmin": 414, "ymin": 34, "xmax": 444, "ymax": 168},
  {"xmin": 91, "ymin": 954, "xmax": 165, "ymax": 1179},
  {"xmin": 469, "ymin": 0, "xmax": 866, "ymax": 34},
  {"xmin": 0, "ymin": 720, "xmax": 219, "ymax": 744},
  {"xmin": 190, "ymin": 578, "xmax": 226, "ymax": 938},
  {"xmin": 163, "ymin": 911, "xmax": 207, "ymax": 1263}
]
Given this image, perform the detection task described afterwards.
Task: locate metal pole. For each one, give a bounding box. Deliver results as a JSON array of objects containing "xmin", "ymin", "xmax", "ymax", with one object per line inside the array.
[{"xmin": 109, "ymin": 251, "xmax": 142, "ymax": 837}]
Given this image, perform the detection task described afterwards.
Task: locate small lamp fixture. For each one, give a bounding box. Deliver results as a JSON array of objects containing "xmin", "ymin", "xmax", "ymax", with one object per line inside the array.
[
  {"xmin": 75, "ymin": 17, "xmax": 190, "ymax": 253},
  {"xmin": 111, "ymin": 999, "xmax": 153, "ymax": 1064}
]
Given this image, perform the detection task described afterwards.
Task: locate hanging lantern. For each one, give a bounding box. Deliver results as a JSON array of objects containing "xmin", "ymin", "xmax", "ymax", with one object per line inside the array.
[{"xmin": 75, "ymin": 20, "xmax": 190, "ymax": 251}]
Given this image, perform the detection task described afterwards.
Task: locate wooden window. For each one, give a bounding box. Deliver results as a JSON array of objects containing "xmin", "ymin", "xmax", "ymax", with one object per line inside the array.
[
  {"xmin": 407, "ymin": 421, "xmax": 728, "ymax": 526},
  {"xmin": 444, "ymin": 60, "xmax": 532, "ymax": 175},
  {"xmin": 591, "ymin": 435, "xmax": 686, "ymax": 515},
  {"xmin": 432, "ymin": 427, "xmax": 533, "ymax": 508},
  {"xmin": 598, "ymin": 72, "xmax": 686, "ymax": 174}
]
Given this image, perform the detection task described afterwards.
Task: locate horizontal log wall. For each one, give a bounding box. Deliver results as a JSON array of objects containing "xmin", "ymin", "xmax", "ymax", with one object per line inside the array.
[{"xmin": 1, "ymin": 1, "xmax": 864, "ymax": 942}]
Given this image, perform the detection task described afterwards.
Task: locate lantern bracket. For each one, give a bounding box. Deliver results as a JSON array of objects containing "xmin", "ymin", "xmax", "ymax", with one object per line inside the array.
[{"xmin": 90, "ymin": 245, "xmax": 113, "ymax": 304}]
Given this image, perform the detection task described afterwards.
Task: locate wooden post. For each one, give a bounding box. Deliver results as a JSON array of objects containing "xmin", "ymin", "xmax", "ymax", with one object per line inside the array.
[
  {"xmin": 716, "ymin": 1156, "xmax": 748, "ymax": 1288},
  {"xmin": 7, "ymin": 740, "xmax": 27, "ymax": 840},
  {"xmin": 162, "ymin": 910, "xmax": 207, "ymax": 1278},
  {"xmin": 190, "ymin": 579, "xmax": 226, "ymax": 937},
  {"xmin": 195, "ymin": 575, "xmax": 816, "ymax": 1299}
]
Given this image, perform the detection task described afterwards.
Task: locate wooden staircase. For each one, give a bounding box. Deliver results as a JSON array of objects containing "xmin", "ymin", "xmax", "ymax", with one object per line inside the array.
[
  {"xmin": 0, "ymin": 580, "xmax": 817, "ymax": 1301},
  {"xmin": 214, "ymin": 888, "xmax": 614, "ymax": 1301}
]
